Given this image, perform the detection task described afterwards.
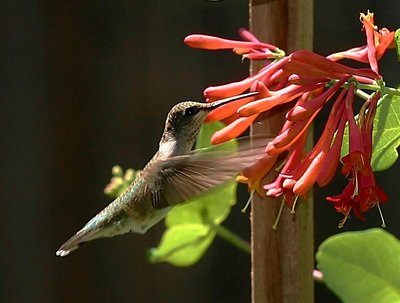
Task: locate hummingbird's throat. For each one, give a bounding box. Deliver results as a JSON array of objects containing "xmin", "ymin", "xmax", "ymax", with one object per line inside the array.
[{"xmin": 158, "ymin": 140, "xmax": 177, "ymax": 158}]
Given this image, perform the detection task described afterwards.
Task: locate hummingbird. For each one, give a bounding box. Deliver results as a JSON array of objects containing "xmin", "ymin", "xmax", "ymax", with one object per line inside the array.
[{"xmin": 56, "ymin": 92, "xmax": 265, "ymax": 257}]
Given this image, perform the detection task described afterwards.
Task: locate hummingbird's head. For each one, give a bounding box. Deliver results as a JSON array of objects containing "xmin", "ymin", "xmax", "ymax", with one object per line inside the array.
[
  {"xmin": 160, "ymin": 92, "xmax": 258, "ymax": 153},
  {"xmin": 161, "ymin": 101, "xmax": 211, "ymax": 146}
]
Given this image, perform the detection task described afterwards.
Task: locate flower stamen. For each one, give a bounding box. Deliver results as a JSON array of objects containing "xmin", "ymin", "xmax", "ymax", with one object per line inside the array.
[
  {"xmin": 338, "ymin": 208, "xmax": 351, "ymax": 228},
  {"xmin": 272, "ymin": 200, "xmax": 285, "ymax": 230},
  {"xmin": 291, "ymin": 196, "xmax": 299, "ymax": 214},
  {"xmin": 376, "ymin": 203, "xmax": 386, "ymax": 228},
  {"xmin": 241, "ymin": 189, "xmax": 255, "ymax": 213}
]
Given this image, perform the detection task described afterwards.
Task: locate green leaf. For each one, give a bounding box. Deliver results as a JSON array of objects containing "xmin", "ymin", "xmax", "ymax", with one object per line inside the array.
[
  {"xmin": 341, "ymin": 94, "xmax": 400, "ymax": 171},
  {"xmin": 395, "ymin": 28, "xmax": 400, "ymax": 62},
  {"xmin": 370, "ymin": 95, "xmax": 400, "ymax": 170},
  {"xmin": 148, "ymin": 224, "xmax": 216, "ymax": 267},
  {"xmin": 166, "ymin": 179, "xmax": 237, "ymax": 227},
  {"xmin": 340, "ymin": 126, "xmax": 349, "ymax": 157},
  {"xmin": 196, "ymin": 121, "xmax": 238, "ymax": 151},
  {"xmin": 149, "ymin": 122, "xmax": 239, "ymax": 266},
  {"xmin": 316, "ymin": 228, "xmax": 400, "ymax": 303}
]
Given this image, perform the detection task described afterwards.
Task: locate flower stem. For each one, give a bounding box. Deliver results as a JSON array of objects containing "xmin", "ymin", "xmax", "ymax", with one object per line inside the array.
[
  {"xmin": 214, "ymin": 224, "xmax": 251, "ymax": 254},
  {"xmin": 329, "ymin": 79, "xmax": 400, "ymax": 97},
  {"xmin": 357, "ymin": 83, "xmax": 400, "ymax": 96},
  {"xmin": 355, "ymin": 89, "xmax": 372, "ymax": 100},
  {"xmin": 382, "ymin": 86, "xmax": 400, "ymax": 96},
  {"xmin": 356, "ymin": 83, "xmax": 380, "ymax": 91}
]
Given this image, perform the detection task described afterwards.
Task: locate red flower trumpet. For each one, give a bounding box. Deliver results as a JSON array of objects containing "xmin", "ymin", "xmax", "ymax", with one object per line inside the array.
[{"xmin": 185, "ymin": 12, "xmax": 395, "ymax": 227}]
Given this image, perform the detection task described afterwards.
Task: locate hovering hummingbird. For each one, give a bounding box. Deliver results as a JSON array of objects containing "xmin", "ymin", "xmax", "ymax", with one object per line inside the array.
[{"xmin": 56, "ymin": 92, "xmax": 265, "ymax": 257}]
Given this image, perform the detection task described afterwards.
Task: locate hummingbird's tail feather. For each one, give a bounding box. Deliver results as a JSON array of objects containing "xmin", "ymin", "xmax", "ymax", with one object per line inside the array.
[
  {"xmin": 56, "ymin": 205, "xmax": 145, "ymax": 256},
  {"xmin": 56, "ymin": 228, "xmax": 98, "ymax": 257}
]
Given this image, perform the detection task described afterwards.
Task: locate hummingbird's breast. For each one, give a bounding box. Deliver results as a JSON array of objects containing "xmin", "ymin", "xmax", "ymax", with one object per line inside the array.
[{"xmin": 108, "ymin": 175, "xmax": 170, "ymax": 234}]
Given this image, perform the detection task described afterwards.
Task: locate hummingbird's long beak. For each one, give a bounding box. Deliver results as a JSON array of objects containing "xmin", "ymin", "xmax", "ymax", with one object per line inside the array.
[{"xmin": 207, "ymin": 91, "xmax": 259, "ymax": 110}]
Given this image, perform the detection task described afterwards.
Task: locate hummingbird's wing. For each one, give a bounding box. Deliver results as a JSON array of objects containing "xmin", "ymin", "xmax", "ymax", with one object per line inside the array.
[{"xmin": 144, "ymin": 139, "xmax": 268, "ymax": 209}]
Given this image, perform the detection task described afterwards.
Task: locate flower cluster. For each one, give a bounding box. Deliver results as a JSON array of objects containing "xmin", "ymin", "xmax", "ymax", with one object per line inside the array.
[
  {"xmin": 104, "ymin": 165, "xmax": 138, "ymax": 198},
  {"xmin": 184, "ymin": 11, "xmax": 395, "ymax": 226}
]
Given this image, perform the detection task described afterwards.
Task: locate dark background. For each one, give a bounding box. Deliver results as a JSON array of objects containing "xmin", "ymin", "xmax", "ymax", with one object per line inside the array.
[{"xmin": 1, "ymin": 0, "xmax": 399, "ymax": 302}]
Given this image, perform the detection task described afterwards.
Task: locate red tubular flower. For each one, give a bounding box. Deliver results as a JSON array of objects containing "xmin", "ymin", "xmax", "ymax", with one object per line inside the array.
[
  {"xmin": 375, "ymin": 28, "xmax": 395, "ymax": 58},
  {"xmin": 278, "ymin": 94, "xmax": 345, "ymax": 196},
  {"xmin": 359, "ymin": 92, "xmax": 380, "ymax": 158},
  {"xmin": 317, "ymin": 112, "xmax": 347, "ymax": 187},
  {"xmin": 356, "ymin": 93, "xmax": 387, "ymax": 211},
  {"xmin": 361, "ymin": 12, "xmax": 378, "ymax": 73},
  {"xmin": 327, "ymin": 46, "xmax": 369, "ymax": 63},
  {"xmin": 238, "ymin": 153, "xmax": 279, "ymax": 196},
  {"xmin": 204, "ymin": 75, "xmax": 258, "ymax": 100},
  {"xmin": 327, "ymin": 91, "xmax": 387, "ymax": 225},
  {"xmin": 327, "ymin": 169, "xmax": 387, "ymax": 226},
  {"xmin": 205, "ymin": 95, "xmax": 258, "ymax": 122},
  {"xmin": 326, "ymin": 182, "xmax": 366, "ymax": 226},
  {"xmin": 242, "ymin": 51, "xmax": 276, "ymax": 60},
  {"xmin": 266, "ymin": 87, "xmax": 324, "ymax": 154},
  {"xmin": 238, "ymin": 81, "xmax": 324, "ymax": 117},
  {"xmin": 341, "ymin": 83, "xmax": 367, "ymax": 177},
  {"xmin": 265, "ymin": 174, "xmax": 296, "ymax": 207},
  {"xmin": 204, "ymin": 57, "xmax": 288, "ymax": 100},
  {"xmin": 186, "ymin": 16, "xmax": 390, "ymax": 224},
  {"xmin": 284, "ymin": 50, "xmax": 381, "ymax": 80},
  {"xmin": 290, "ymin": 94, "xmax": 347, "ymax": 195},
  {"xmin": 206, "ymin": 81, "xmax": 270, "ymax": 123},
  {"xmin": 286, "ymin": 76, "xmax": 349, "ymax": 121},
  {"xmin": 210, "ymin": 115, "xmax": 258, "ymax": 144},
  {"xmin": 328, "ymin": 12, "xmax": 394, "ymax": 74},
  {"xmin": 270, "ymin": 118, "xmax": 312, "ymax": 150},
  {"xmin": 356, "ymin": 180, "xmax": 388, "ymax": 212},
  {"xmin": 265, "ymin": 69, "xmax": 287, "ymax": 88},
  {"xmin": 265, "ymin": 134, "xmax": 306, "ymax": 207},
  {"xmin": 184, "ymin": 34, "xmax": 278, "ymax": 52},
  {"xmin": 360, "ymin": 11, "xmax": 396, "ymax": 73},
  {"xmin": 290, "ymin": 151, "xmax": 325, "ymax": 195},
  {"xmin": 238, "ymin": 28, "xmax": 260, "ymax": 43}
]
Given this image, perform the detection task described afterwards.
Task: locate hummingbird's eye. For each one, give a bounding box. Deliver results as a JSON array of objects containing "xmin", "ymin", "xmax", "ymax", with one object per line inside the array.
[{"xmin": 184, "ymin": 106, "xmax": 200, "ymax": 116}]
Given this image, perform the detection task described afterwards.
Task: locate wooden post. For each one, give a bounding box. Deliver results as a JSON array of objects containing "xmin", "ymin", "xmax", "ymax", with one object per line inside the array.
[{"xmin": 249, "ymin": 1, "xmax": 314, "ymax": 303}]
